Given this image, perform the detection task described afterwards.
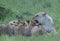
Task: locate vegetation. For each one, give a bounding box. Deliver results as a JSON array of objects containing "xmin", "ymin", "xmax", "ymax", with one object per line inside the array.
[{"xmin": 0, "ymin": 0, "xmax": 60, "ymax": 41}]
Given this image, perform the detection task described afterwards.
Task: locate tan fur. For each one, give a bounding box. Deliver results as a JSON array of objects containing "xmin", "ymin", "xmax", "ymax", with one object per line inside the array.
[
  {"xmin": 31, "ymin": 25, "xmax": 45, "ymax": 36},
  {"xmin": 0, "ymin": 20, "xmax": 21, "ymax": 35},
  {"xmin": 0, "ymin": 20, "xmax": 46, "ymax": 36}
]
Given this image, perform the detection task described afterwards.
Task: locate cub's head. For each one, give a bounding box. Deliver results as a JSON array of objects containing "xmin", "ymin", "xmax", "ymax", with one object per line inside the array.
[{"xmin": 8, "ymin": 20, "xmax": 20, "ymax": 27}]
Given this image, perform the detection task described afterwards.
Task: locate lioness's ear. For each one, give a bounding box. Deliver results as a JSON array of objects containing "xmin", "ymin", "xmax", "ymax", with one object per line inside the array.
[
  {"xmin": 43, "ymin": 12, "xmax": 46, "ymax": 16},
  {"xmin": 32, "ymin": 15, "xmax": 38, "ymax": 19}
]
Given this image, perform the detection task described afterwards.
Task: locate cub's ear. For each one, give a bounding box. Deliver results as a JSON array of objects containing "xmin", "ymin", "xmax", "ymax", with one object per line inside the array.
[
  {"xmin": 31, "ymin": 20, "xmax": 36, "ymax": 26},
  {"xmin": 23, "ymin": 23, "xmax": 25, "ymax": 25},
  {"xmin": 43, "ymin": 12, "xmax": 46, "ymax": 16},
  {"xmin": 18, "ymin": 20, "xmax": 20, "ymax": 22},
  {"xmin": 26, "ymin": 20, "xmax": 30, "ymax": 24}
]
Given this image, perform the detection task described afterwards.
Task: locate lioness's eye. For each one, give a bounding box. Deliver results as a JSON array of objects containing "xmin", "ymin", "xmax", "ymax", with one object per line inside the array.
[
  {"xmin": 34, "ymin": 20, "xmax": 39, "ymax": 23},
  {"xmin": 43, "ymin": 13, "xmax": 46, "ymax": 16},
  {"xmin": 39, "ymin": 23, "xmax": 42, "ymax": 25}
]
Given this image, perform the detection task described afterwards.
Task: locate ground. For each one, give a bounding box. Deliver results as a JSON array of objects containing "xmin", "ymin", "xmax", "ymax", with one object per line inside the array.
[{"xmin": 0, "ymin": 0, "xmax": 60, "ymax": 41}]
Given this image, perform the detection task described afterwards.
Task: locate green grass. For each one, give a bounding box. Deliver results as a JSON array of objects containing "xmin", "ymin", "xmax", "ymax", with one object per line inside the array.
[
  {"xmin": 0, "ymin": 34, "xmax": 60, "ymax": 41},
  {"xmin": 0, "ymin": 0, "xmax": 60, "ymax": 41}
]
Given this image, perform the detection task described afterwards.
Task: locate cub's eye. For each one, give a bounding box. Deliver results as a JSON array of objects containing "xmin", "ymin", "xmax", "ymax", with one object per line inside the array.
[
  {"xmin": 13, "ymin": 21, "xmax": 15, "ymax": 23},
  {"xmin": 15, "ymin": 25, "xmax": 18, "ymax": 26},
  {"xmin": 17, "ymin": 22, "xmax": 19, "ymax": 24},
  {"xmin": 10, "ymin": 23, "xmax": 13, "ymax": 25}
]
